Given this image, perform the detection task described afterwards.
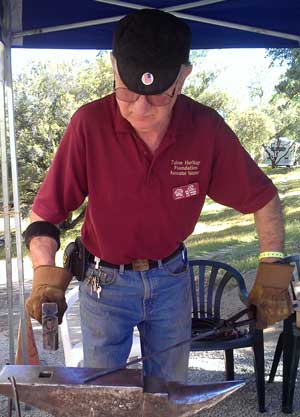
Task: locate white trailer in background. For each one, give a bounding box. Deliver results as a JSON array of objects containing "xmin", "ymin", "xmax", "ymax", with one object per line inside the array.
[{"xmin": 263, "ymin": 137, "xmax": 300, "ymax": 167}]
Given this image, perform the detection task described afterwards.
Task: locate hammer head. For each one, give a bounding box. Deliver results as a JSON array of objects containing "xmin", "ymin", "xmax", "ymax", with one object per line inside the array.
[
  {"xmin": 42, "ymin": 303, "xmax": 59, "ymax": 351},
  {"xmin": 0, "ymin": 365, "xmax": 245, "ymax": 417}
]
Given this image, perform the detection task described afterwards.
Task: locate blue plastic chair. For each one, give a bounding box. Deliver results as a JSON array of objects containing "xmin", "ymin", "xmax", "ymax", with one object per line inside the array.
[
  {"xmin": 189, "ymin": 259, "xmax": 265, "ymax": 412},
  {"xmin": 268, "ymin": 255, "xmax": 300, "ymax": 413}
]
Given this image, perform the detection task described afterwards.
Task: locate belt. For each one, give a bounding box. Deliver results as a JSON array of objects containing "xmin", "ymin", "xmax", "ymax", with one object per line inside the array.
[{"xmin": 88, "ymin": 245, "xmax": 185, "ymax": 272}]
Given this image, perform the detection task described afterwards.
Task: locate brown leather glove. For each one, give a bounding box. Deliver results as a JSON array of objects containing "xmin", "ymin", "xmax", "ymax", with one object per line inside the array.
[
  {"xmin": 247, "ymin": 262, "xmax": 294, "ymax": 329},
  {"xmin": 26, "ymin": 266, "xmax": 72, "ymax": 324}
]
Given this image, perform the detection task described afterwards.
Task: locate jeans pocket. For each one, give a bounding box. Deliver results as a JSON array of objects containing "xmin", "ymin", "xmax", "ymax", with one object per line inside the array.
[
  {"xmin": 97, "ymin": 267, "xmax": 118, "ymax": 286},
  {"xmin": 162, "ymin": 255, "xmax": 189, "ymax": 277}
]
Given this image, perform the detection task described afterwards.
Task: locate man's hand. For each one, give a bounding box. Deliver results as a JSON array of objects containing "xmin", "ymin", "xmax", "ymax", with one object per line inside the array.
[
  {"xmin": 26, "ymin": 266, "xmax": 72, "ymax": 324},
  {"xmin": 247, "ymin": 262, "xmax": 294, "ymax": 329}
]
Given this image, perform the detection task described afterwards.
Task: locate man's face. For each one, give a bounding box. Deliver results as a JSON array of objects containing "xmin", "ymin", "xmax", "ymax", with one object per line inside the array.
[{"xmin": 112, "ymin": 59, "xmax": 192, "ymax": 134}]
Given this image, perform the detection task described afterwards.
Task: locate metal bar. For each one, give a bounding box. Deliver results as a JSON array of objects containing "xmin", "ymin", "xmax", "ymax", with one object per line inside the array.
[
  {"xmin": 0, "ymin": 40, "xmax": 15, "ymax": 365},
  {"xmin": 4, "ymin": 0, "xmax": 28, "ymax": 364},
  {"xmin": 5, "ymin": 45, "xmax": 28, "ymax": 365},
  {"xmin": 96, "ymin": 0, "xmax": 226, "ymax": 12},
  {"xmin": 172, "ymin": 10, "xmax": 300, "ymax": 43},
  {"xmin": 84, "ymin": 310, "xmax": 254, "ymax": 383},
  {"xmin": 12, "ymin": 15, "xmax": 124, "ymax": 42},
  {"xmin": 8, "ymin": 376, "xmax": 22, "ymax": 417},
  {"xmin": 95, "ymin": 0, "xmax": 143, "ymax": 10},
  {"xmin": 165, "ymin": 0, "xmax": 227, "ymax": 11},
  {"xmin": 96, "ymin": 0, "xmax": 300, "ymax": 43}
]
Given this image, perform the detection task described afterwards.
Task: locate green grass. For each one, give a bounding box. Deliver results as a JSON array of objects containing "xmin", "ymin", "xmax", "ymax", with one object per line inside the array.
[{"xmin": 185, "ymin": 166, "xmax": 300, "ymax": 272}]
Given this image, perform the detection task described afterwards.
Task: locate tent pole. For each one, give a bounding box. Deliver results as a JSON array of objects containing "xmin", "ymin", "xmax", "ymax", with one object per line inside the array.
[
  {"xmin": 3, "ymin": 0, "xmax": 28, "ymax": 364},
  {"xmin": 5, "ymin": 40, "xmax": 28, "ymax": 365},
  {"xmin": 0, "ymin": 40, "xmax": 15, "ymax": 365}
]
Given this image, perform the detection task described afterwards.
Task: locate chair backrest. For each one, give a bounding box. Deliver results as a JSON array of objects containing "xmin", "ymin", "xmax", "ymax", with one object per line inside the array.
[
  {"xmin": 284, "ymin": 254, "xmax": 300, "ymax": 278},
  {"xmin": 284, "ymin": 254, "xmax": 300, "ymax": 300},
  {"xmin": 189, "ymin": 259, "xmax": 248, "ymax": 321}
]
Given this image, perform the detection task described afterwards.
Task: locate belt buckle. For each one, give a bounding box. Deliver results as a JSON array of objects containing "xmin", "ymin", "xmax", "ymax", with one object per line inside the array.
[{"xmin": 132, "ymin": 259, "xmax": 150, "ymax": 272}]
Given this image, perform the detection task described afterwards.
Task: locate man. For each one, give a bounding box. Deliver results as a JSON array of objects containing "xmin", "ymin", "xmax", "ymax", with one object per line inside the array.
[{"xmin": 25, "ymin": 9, "xmax": 293, "ymax": 383}]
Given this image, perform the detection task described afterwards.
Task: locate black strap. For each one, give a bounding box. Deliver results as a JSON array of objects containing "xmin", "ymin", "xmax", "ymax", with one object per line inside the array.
[
  {"xmin": 23, "ymin": 221, "xmax": 60, "ymax": 250},
  {"xmin": 83, "ymin": 307, "xmax": 254, "ymax": 384}
]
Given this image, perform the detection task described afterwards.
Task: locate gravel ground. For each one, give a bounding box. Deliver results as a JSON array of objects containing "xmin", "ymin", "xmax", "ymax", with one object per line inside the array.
[{"xmin": 0, "ymin": 263, "xmax": 299, "ymax": 417}]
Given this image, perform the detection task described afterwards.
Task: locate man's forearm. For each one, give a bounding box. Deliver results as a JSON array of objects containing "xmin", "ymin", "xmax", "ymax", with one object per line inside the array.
[
  {"xmin": 254, "ymin": 193, "xmax": 285, "ymax": 262},
  {"xmin": 28, "ymin": 211, "xmax": 57, "ymax": 269}
]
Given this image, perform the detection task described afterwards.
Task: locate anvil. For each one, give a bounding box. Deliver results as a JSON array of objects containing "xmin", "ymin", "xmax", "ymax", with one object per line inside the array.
[{"xmin": 0, "ymin": 365, "xmax": 244, "ymax": 417}]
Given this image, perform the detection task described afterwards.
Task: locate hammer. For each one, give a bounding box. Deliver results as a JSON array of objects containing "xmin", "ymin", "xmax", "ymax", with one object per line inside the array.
[{"xmin": 15, "ymin": 302, "xmax": 59, "ymax": 364}]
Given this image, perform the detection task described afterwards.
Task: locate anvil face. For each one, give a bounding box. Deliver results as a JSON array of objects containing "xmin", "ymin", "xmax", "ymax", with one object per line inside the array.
[{"xmin": 0, "ymin": 365, "xmax": 245, "ymax": 417}]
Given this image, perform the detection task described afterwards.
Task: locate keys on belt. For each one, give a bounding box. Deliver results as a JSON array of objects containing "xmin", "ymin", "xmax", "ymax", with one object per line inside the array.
[
  {"xmin": 87, "ymin": 245, "xmax": 187, "ymax": 297},
  {"xmin": 88, "ymin": 257, "xmax": 115, "ymax": 298}
]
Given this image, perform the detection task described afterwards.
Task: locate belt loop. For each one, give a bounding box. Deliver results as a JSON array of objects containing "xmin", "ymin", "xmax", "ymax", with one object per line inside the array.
[
  {"xmin": 158, "ymin": 259, "xmax": 163, "ymax": 269},
  {"xmin": 119, "ymin": 264, "xmax": 125, "ymax": 274}
]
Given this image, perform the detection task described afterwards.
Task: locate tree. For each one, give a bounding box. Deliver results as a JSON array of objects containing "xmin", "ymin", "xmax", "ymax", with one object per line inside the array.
[
  {"xmin": 183, "ymin": 70, "xmax": 233, "ymax": 118},
  {"xmin": 13, "ymin": 53, "xmax": 113, "ymax": 216},
  {"xmin": 267, "ymin": 49, "xmax": 300, "ymax": 102},
  {"xmin": 228, "ymin": 109, "xmax": 275, "ymax": 161},
  {"xmin": 266, "ymin": 48, "xmax": 300, "ymax": 142}
]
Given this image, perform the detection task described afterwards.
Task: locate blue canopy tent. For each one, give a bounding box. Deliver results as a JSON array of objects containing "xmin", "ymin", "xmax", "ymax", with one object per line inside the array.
[
  {"xmin": 0, "ymin": 0, "xmax": 300, "ymax": 364},
  {"xmin": 9, "ymin": 0, "xmax": 300, "ymax": 49}
]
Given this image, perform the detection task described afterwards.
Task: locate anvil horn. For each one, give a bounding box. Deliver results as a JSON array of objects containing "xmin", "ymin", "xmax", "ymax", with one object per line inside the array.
[{"xmin": 0, "ymin": 365, "xmax": 245, "ymax": 417}]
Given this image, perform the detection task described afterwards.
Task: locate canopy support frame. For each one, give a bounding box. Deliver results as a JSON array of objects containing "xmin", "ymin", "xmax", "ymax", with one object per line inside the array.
[
  {"xmin": 11, "ymin": 0, "xmax": 300, "ymax": 45},
  {"xmin": 1, "ymin": 0, "xmax": 28, "ymax": 365}
]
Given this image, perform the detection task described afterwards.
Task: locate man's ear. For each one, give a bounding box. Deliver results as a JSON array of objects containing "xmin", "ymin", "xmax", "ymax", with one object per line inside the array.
[
  {"xmin": 177, "ymin": 64, "xmax": 193, "ymax": 93},
  {"xmin": 110, "ymin": 52, "xmax": 116, "ymax": 69}
]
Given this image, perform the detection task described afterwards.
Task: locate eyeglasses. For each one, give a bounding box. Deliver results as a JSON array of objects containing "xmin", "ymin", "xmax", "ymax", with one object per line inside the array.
[{"xmin": 114, "ymin": 82, "xmax": 177, "ymax": 107}]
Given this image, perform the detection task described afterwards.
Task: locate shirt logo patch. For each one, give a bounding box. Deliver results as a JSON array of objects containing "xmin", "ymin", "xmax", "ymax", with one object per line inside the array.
[{"xmin": 173, "ymin": 183, "xmax": 199, "ymax": 200}]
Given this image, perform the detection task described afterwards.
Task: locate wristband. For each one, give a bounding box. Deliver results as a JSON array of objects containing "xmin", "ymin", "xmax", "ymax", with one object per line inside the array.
[
  {"xmin": 24, "ymin": 221, "xmax": 60, "ymax": 251},
  {"xmin": 259, "ymin": 251, "xmax": 284, "ymax": 260}
]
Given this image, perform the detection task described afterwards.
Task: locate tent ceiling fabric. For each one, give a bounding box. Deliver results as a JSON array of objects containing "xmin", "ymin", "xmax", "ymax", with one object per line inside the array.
[{"xmin": 6, "ymin": 0, "xmax": 300, "ymax": 49}]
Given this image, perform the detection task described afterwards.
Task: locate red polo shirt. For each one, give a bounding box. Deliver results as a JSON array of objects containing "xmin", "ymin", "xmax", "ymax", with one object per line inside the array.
[{"xmin": 32, "ymin": 94, "xmax": 277, "ymax": 264}]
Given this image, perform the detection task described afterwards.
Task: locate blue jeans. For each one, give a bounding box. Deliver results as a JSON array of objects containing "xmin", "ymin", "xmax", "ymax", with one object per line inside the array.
[{"xmin": 79, "ymin": 250, "xmax": 192, "ymax": 382}]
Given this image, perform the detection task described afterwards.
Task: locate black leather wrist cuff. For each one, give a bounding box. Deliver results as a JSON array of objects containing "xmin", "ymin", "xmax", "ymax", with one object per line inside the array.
[{"xmin": 24, "ymin": 221, "xmax": 60, "ymax": 251}]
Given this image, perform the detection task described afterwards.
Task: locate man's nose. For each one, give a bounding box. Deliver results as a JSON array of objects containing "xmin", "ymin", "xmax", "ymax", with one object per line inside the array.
[{"xmin": 132, "ymin": 95, "xmax": 152, "ymax": 113}]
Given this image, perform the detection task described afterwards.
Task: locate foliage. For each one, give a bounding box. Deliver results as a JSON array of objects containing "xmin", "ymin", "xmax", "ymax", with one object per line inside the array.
[
  {"xmin": 268, "ymin": 48, "xmax": 300, "ymax": 102},
  {"xmin": 184, "ymin": 68, "xmax": 234, "ymax": 118},
  {"xmin": 13, "ymin": 53, "xmax": 113, "ymax": 216},
  {"xmin": 228, "ymin": 109, "xmax": 275, "ymax": 160},
  {"xmin": 266, "ymin": 48, "xmax": 300, "ymax": 141}
]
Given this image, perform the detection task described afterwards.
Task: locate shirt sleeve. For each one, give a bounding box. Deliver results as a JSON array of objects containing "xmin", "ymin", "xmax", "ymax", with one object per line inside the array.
[
  {"xmin": 207, "ymin": 113, "xmax": 277, "ymax": 214},
  {"xmin": 32, "ymin": 111, "xmax": 88, "ymax": 224}
]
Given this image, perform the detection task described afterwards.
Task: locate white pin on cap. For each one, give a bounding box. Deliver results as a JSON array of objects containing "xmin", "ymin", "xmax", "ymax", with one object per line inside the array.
[{"xmin": 141, "ymin": 72, "xmax": 154, "ymax": 85}]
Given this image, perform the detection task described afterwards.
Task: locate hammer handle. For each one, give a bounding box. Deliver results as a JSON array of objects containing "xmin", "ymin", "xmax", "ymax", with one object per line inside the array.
[{"xmin": 15, "ymin": 311, "xmax": 40, "ymax": 365}]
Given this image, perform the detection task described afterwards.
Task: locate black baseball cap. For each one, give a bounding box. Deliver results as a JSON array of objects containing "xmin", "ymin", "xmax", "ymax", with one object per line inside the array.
[{"xmin": 112, "ymin": 9, "xmax": 191, "ymax": 95}]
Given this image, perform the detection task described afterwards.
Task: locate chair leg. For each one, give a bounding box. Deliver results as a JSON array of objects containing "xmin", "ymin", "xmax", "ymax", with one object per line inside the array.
[
  {"xmin": 282, "ymin": 319, "xmax": 300, "ymax": 414},
  {"xmin": 268, "ymin": 332, "xmax": 283, "ymax": 383},
  {"xmin": 224, "ymin": 349, "xmax": 234, "ymax": 380},
  {"xmin": 252, "ymin": 329, "xmax": 266, "ymax": 413}
]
